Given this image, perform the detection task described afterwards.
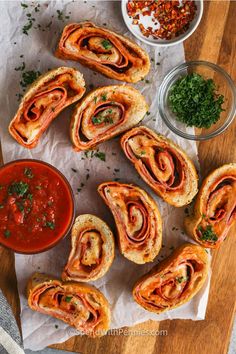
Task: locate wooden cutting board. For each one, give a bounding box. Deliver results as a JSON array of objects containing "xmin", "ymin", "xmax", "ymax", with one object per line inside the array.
[{"xmin": 0, "ymin": 1, "xmax": 235, "ymax": 354}]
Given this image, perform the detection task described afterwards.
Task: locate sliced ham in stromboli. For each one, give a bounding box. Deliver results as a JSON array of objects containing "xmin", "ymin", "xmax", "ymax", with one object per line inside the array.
[
  {"xmin": 62, "ymin": 214, "xmax": 115, "ymax": 282},
  {"xmin": 120, "ymin": 126, "xmax": 198, "ymax": 207},
  {"xmin": 98, "ymin": 182, "xmax": 162, "ymax": 264},
  {"xmin": 133, "ymin": 243, "xmax": 209, "ymax": 313},
  {"xmin": 185, "ymin": 163, "xmax": 236, "ymax": 248},
  {"xmin": 27, "ymin": 273, "xmax": 110, "ymax": 337},
  {"xmin": 9, "ymin": 67, "xmax": 85, "ymax": 148},
  {"xmin": 70, "ymin": 85, "xmax": 148, "ymax": 151},
  {"xmin": 55, "ymin": 22, "xmax": 150, "ymax": 83}
]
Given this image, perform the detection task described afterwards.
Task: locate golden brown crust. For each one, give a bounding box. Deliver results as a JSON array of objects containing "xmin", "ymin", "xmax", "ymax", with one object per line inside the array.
[
  {"xmin": 184, "ymin": 163, "xmax": 236, "ymax": 248},
  {"xmin": 9, "ymin": 67, "xmax": 85, "ymax": 149},
  {"xmin": 120, "ymin": 126, "xmax": 198, "ymax": 207},
  {"xmin": 27, "ymin": 272, "xmax": 110, "ymax": 337},
  {"xmin": 98, "ymin": 181, "xmax": 162, "ymax": 264},
  {"xmin": 55, "ymin": 22, "xmax": 150, "ymax": 83},
  {"xmin": 70, "ymin": 85, "xmax": 148, "ymax": 151},
  {"xmin": 133, "ymin": 243, "xmax": 209, "ymax": 313},
  {"xmin": 62, "ymin": 214, "xmax": 115, "ymax": 282}
]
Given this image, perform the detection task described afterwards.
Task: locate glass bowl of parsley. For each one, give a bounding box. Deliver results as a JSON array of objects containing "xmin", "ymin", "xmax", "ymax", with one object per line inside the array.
[{"xmin": 158, "ymin": 61, "xmax": 236, "ymax": 140}]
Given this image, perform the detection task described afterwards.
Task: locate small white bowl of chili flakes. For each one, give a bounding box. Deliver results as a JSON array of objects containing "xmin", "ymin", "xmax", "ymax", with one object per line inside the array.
[{"xmin": 122, "ymin": 0, "xmax": 203, "ymax": 47}]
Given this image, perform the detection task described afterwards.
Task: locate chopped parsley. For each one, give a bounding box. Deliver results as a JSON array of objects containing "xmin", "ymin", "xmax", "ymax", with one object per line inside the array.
[
  {"xmin": 22, "ymin": 16, "xmax": 35, "ymax": 35},
  {"xmin": 27, "ymin": 193, "xmax": 33, "ymax": 202},
  {"xmin": 71, "ymin": 168, "xmax": 77, "ymax": 173},
  {"xmin": 140, "ymin": 151, "xmax": 146, "ymax": 155},
  {"xmin": 94, "ymin": 151, "xmax": 106, "ymax": 161},
  {"xmin": 65, "ymin": 296, "xmax": 72, "ymax": 303},
  {"xmin": 198, "ymin": 225, "xmax": 218, "ymax": 242},
  {"xmin": 101, "ymin": 94, "xmax": 107, "ymax": 101},
  {"xmin": 15, "ymin": 62, "xmax": 26, "ymax": 72},
  {"xmin": 8, "ymin": 181, "xmax": 29, "ymax": 197},
  {"xmin": 21, "ymin": 3, "xmax": 28, "ymax": 9},
  {"xmin": 57, "ymin": 10, "xmax": 70, "ymax": 21},
  {"xmin": 101, "ymin": 39, "xmax": 112, "ymax": 50},
  {"xmin": 92, "ymin": 114, "xmax": 113, "ymax": 125},
  {"xmin": 4, "ymin": 230, "xmax": 11, "ymax": 238},
  {"xmin": 176, "ymin": 276, "xmax": 188, "ymax": 283},
  {"xmin": 46, "ymin": 221, "xmax": 55, "ymax": 230},
  {"xmin": 83, "ymin": 149, "xmax": 106, "ymax": 162},
  {"xmin": 24, "ymin": 167, "xmax": 34, "ymax": 179},
  {"xmin": 20, "ymin": 70, "xmax": 41, "ymax": 88},
  {"xmin": 92, "ymin": 116, "xmax": 103, "ymax": 125},
  {"xmin": 168, "ymin": 73, "xmax": 225, "ymax": 128},
  {"xmin": 0, "ymin": 204, "xmax": 4, "ymax": 209}
]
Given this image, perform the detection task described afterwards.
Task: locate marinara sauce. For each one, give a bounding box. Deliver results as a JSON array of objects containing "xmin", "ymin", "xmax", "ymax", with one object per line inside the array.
[{"xmin": 0, "ymin": 160, "xmax": 74, "ymax": 253}]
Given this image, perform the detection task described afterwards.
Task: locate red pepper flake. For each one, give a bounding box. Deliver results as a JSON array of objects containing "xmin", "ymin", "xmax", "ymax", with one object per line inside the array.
[{"xmin": 127, "ymin": 0, "xmax": 197, "ymax": 40}]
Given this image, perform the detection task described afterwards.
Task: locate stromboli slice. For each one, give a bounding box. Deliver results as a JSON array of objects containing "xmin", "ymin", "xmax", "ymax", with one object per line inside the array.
[
  {"xmin": 62, "ymin": 214, "xmax": 115, "ymax": 282},
  {"xmin": 56, "ymin": 22, "xmax": 150, "ymax": 83},
  {"xmin": 27, "ymin": 273, "xmax": 110, "ymax": 337},
  {"xmin": 133, "ymin": 243, "xmax": 209, "ymax": 313},
  {"xmin": 9, "ymin": 67, "xmax": 85, "ymax": 148},
  {"xmin": 184, "ymin": 163, "xmax": 236, "ymax": 248},
  {"xmin": 120, "ymin": 126, "xmax": 198, "ymax": 207},
  {"xmin": 98, "ymin": 182, "xmax": 162, "ymax": 264},
  {"xmin": 70, "ymin": 85, "xmax": 148, "ymax": 151}
]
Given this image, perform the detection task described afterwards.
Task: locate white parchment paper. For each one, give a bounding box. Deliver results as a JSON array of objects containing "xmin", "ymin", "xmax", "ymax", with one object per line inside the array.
[{"xmin": 0, "ymin": 0, "xmax": 211, "ymax": 351}]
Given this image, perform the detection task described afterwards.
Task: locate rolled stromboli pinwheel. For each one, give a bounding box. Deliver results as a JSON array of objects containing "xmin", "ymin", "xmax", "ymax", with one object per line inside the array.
[
  {"xmin": 121, "ymin": 126, "xmax": 198, "ymax": 207},
  {"xmin": 185, "ymin": 163, "xmax": 236, "ymax": 248},
  {"xmin": 56, "ymin": 22, "xmax": 150, "ymax": 83},
  {"xmin": 133, "ymin": 243, "xmax": 209, "ymax": 313},
  {"xmin": 70, "ymin": 85, "xmax": 148, "ymax": 151},
  {"xmin": 9, "ymin": 67, "xmax": 85, "ymax": 148},
  {"xmin": 62, "ymin": 214, "xmax": 115, "ymax": 282},
  {"xmin": 98, "ymin": 182, "xmax": 162, "ymax": 264},
  {"xmin": 27, "ymin": 273, "xmax": 110, "ymax": 337}
]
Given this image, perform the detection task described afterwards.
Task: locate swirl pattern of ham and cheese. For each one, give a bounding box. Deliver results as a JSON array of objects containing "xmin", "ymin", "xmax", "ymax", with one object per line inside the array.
[
  {"xmin": 185, "ymin": 163, "xmax": 236, "ymax": 248},
  {"xmin": 9, "ymin": 67, "xmax": 85, "ymax": 148},
  {"xmin": 121, "ymin": 126, "xmax": 198, "ymax": 207},
  {"xmin": 98, "ymin": 182, "xmax": 162, "ymax": 264},
  {"xmin": 133, "ymin": 243, "xmax": 209, "ymax": 313},
  {"xmin": 56, "ymin": 22, "xmax": 150, "ymax": 83},
  {"xmin": 62, "ymin": 214, "xmax": 115, "ymax": 282},
  {"xmin": 70, "ymin": 85, "xmax": 148, "ymax": 151},
  {"xmin": 27, "ymin": 273, "xmax": 110, "ymax": 337}
]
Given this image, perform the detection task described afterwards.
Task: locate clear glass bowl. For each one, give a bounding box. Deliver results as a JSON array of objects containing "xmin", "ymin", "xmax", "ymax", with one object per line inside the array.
[
  {"xmin": 0, "ymin": 159, "xmax": 75, "ymax": 254},
  {"xmin": 158, "ymin": 61, "xmax": 236, "ymax": 140}
]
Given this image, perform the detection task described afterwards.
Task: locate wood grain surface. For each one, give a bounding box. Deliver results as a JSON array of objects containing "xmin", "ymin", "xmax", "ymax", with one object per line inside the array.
[{"xmin": 0, "ymin": 1, "xmax": 235, "ymax": 354}]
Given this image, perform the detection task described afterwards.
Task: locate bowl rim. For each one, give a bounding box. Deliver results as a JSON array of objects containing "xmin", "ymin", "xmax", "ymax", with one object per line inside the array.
[
  {"xmin": 0, "ymin": 158, "xmax": 75, "ymax": 254},
  {"xmin": 121, "ymin": 0, "xmax": 204, "ymax": 47},
  {"xmin": 158, "ymin": 60, "xmax": 236, "ymax": 141}
]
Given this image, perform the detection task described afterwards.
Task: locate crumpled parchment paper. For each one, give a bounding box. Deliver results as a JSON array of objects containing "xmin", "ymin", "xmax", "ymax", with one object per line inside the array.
[{"xmin": 0, "ymin": 0, "xmax": 210, "ymax": 351}]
